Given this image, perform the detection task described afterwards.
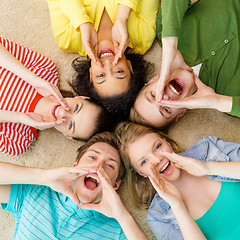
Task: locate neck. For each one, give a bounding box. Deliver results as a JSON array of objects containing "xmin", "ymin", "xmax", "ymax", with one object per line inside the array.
[{"xmin": 98, "ymin": 8, "xmax": 113, "ymax": 43}]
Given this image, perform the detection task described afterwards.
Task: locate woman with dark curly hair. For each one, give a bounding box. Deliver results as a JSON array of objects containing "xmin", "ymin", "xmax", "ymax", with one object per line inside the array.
[{"xmin": 47, "ymin": 0, "xmax": 158, "ymax": 118}]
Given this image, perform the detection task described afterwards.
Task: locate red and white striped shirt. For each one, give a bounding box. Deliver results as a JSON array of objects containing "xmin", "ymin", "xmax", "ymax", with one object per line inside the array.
[{"xmin": 0, "ymin": 37, "xmax": 59, "ymax": 155}]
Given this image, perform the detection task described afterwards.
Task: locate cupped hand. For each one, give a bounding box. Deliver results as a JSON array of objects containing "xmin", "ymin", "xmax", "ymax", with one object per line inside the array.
[
  {"xmin": 112, "ymin": 18, "xmax": 129, "ymax": 65},
  {"xmin": 81, "ymin": 167, "xmax": 124, "ymax": 219},
  {"xmin": 160, "ymin": 151, "xmax": 209, "ymax": 177},
  {"xmin": 160, "ymin": 75, "xmax": 218, "ymax": 109},
  {"xmin": 156, "ymin": 37, "xmax": 192, "ymax": 103},
  {"xmin": 33, "ymin": 79, "xmax": 69, "ymax": 111},
  {"xmin": 80, "ymin": 22, "xmax": 102, "ymax": 67},
  {"xmin": 19, "ymin": 112, "xmax": 65, "ymax": 130},
  {"xmin": 149, "ymin": 167, "xmax": 183, "ymax": 207},
  {"xmin": 44, "ymin": 167, "xmax": 90, "ymax": 205}
]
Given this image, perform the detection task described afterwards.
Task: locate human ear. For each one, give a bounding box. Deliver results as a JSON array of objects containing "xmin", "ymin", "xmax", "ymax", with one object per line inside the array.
[
  {"xmin": 113, "ymin": 180, "xmax": 121, "ymax": 190},
  {"xmin": 175, "ymin": 109, "xmax": 187, "ymax": 121},
  {"xmin": 127, "ymin": 60, "xmax": 134, "ymax": 74},
  {"xmin": 89, "ymin": 67, "xmax": 93, "ymax": 82},
  {"xmin": 73, "ymin": 160, "xmax": 78, "ymax": 167},
  {"xmin": 65, "ymin": 135, "xmax": 77, "ymax": 141}
]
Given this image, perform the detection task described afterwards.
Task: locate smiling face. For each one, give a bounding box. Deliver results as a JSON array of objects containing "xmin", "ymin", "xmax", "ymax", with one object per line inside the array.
[
  {"xmin": 127, "ymin": 133, "xmax": 181, "ymax": 182},
  {"xmin": 72, "ymin": 142, "xmax": 121, "ymax": 203},
  {"xmin": 53, "ymin": 97, "xmax": 102, "ymax": 139},
  {"xmin": 133, "ymin": 69, "xmax": 197, "ymax": 128},
  {"xmin": 89, "ymin": 40, "xmax": 133, "ymax": 98}
]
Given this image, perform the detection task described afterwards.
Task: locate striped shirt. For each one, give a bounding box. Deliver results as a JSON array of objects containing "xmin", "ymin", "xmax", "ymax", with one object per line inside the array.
[
  {"xmin": 0, "ymin": 37, "xmax": 59, "ymax": 155},
  {"xmin": 1, "ymin": 184, "xmax": 127, "ymax": 240}
]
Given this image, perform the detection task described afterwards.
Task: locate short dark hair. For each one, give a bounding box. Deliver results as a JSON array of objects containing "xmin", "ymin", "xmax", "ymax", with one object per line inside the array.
[
  {"xmin": 76, "ymin": 132, "xmax": 126, "ymax": 181},
  {"xmin": 69, "ymin": 51, "xmax": 154, "ymax": 125}
]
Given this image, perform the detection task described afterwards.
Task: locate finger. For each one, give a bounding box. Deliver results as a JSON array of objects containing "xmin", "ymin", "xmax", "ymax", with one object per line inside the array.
[
  {"xmin": 160, "ymin": 151, "xmax": 181, "ymax": 163},
  {"xmin": 81, "ymin": 203, "xmax": 99, "ymax": 211},
  {"xmin": 51, "ymin": 86, "xmax": 70, "ymax": 111},
  {"xmin": 159, "ymin": 99, "xmax": 190, "ymax": 108},
  {"xmin": 65, "ymin": 190, "xmax": 80, "ymax": 205},
  {"xmin": 85, "ymin": 44, "xmax": 97, "ymax": 63},
  {"xmin": 182, "ymin": 62, "xmax": 193, "ymax": 72},
  {"xmin": 193, "ymin": 75, "xmax": 205, "ymax": 88},
  {"xmin": 113, "ymin": 41, "xmax": 120, "ymax": 65},
  {"xmin": 156, "ymin": 79, "xmax": 165, "ymax": 103}
]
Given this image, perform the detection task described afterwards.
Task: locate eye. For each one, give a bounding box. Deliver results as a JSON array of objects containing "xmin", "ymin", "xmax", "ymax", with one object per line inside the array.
[
  {"xmin": 141, "ymin": 159, "xmax": 147, "ymax": 166},
  {"xmin": 150, "ymin": 91, "xmax": 156, "ymax": 99},
  {"xmin": 155, "ymin": 144, "xmax": 162, "ymax": 151},
  {"xmin": 88, "ymin": 155, "xmax": 96, "ymax": 160},
  {"xmin": 97, "ymin": 73, "xmax": 104, "ymax": 78},
  {"xmin": 116, "ymin": 70, "xmax": 123, "ymax": 74},
  {"xmin": 74, "ymin": 104, "xmax": 78, "ymax": 112},
  {"xmin": 163, "ymin": 107, "xmax": 171, "ymax": 113},
  {"xmin": 69, "ymin": 121, "xmax": 73, "ymax": 130},
  {"xmin": 106, "ymin": 163, "xmax": 114, "ymax": 169}
]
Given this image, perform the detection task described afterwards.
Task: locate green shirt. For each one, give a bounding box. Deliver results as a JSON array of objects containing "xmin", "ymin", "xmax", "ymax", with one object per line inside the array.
[
  {"xmin": 195, "ymin": 182, "xmax": 240, "ymax": 240},
  {"xmin": 156, "ymin": 0, "xmax": 240, "ymax": 118}
]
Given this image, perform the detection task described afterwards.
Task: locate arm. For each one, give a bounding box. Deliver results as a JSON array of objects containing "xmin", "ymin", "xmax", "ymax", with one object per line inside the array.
[
  {"xmin": 59, "ymin": 0, "xmax": 92, "ymax": 31},
  {"xmin": 112, "ymin": 4, "xmax": 132, "ymax": 64},
  {"xmin": 81, "ymin": 168, "xmax": 148, "ymax": 240},
  {"xmin": 161, "ymin": 151, "xmax": 240, "ymax": 180},
  {"xmin": 0, "ymin": 110, "xmax": 64, "ymax": 130},
  {"xmin": 155, "ymin": 0, "xmax": 192, "ymax": 101},
  {"xmin": 0, "ymin": 161, "xmax": 90, "ymax": 205},
  {"xmin": 0, "ymin": 42, "xmax": 68, "ymax": 109},
  {"xmin": 160, "ymin": 75, "xmax": 233, "ymax": 112},
  {"xmin": 149, "ymin": 168, "xmax": 206, "ymax": 240}
]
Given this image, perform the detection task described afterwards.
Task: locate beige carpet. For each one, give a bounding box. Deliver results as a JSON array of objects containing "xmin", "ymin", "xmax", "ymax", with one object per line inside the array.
[{"xmin": 0, "ymin": 1, "xmax": 239, "ymax": 239}]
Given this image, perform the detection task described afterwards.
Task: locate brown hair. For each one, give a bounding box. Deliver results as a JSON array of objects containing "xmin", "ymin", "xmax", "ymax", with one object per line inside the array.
[
  {"xmin": 115, "ymin": 122, "xmax": 182, "ymax": 209},
  {"xmin": 76, "ymin": 132, "xmax": 125, "ymax": 181}
]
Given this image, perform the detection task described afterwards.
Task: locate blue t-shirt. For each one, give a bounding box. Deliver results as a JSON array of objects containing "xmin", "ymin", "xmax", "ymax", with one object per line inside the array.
[{"xmin": 1, "ymin": 184, "xmax": 126, "ymax": 240}]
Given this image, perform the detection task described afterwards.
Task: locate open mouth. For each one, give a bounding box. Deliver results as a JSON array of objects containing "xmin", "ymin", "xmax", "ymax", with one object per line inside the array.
[
  {"xmin": 84, "ymin": 173, "xmax": 100, "ymax": 190},
  {"xmin": 51, "ymin": 104, "xmax": 61, "ymax": 120},
  {"xmin": 160, "ymin": 161, "xmax": 171, "ymax": 175},
  {"xmin": 99, "ymin": 49, "xmax": 115, "ymax": 59},
  {"xmin": 169, "ymin": 79, "xmax": 184, "ymax": 95}
]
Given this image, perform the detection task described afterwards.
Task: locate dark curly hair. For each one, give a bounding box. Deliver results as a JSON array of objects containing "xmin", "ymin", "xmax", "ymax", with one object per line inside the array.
[{"xmin": 69, "ymin": 52, "xmax": 154, "ymax": 126}]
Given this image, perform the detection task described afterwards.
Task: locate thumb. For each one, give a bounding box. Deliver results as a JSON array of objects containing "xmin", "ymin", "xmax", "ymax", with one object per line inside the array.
[
  {"xmin": 81, "ymin": 203, "xmax": 99, "ymax": 211},
  {"xmin": 182, "ymin": 62, "xmax": 192, "ymax": 72},
  {"xmin": 65, "ymin": 190, "xmax": 80, "ymax": 205}
]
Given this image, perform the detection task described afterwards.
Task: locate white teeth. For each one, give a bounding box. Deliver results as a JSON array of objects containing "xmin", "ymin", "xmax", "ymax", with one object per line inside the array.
[
  {"xmin": 101, "ymin": 52, "xmax": 114, "ymax": 57},
  {"xmin": 169, "ymin": 84, "xmax": 180, "ymax": 95},
  {"xmin": 86, "ymin": 174, "xmax": 99, "ymax": 183},
  {"xmin": 161, "ymin": 162, "xmax": 170, "ymax": 172},
  {"xmin": 54, "ymin": 106, "xmax": 60, "ymax": 118}
]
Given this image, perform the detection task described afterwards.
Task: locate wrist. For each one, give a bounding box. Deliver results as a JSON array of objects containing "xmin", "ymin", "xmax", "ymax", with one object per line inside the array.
[
  {"xmin": 162, "ymin": 37, "xmax": 178, "ymax": 48},
  {"xmin": 215, "ymin": 94, "xmax": 232, "ymax": 112}
]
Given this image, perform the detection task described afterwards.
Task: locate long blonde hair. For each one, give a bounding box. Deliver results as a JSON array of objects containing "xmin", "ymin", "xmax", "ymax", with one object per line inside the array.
[{"xmin": 115, "ymin": 122, "xmax": 182, "ymax": 210}]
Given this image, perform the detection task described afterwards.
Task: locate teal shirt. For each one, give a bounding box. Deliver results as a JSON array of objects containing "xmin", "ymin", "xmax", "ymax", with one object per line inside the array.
[
  {"xmin": 1, "ymin": 184, "xmax": 126, "ymax": 240},
  {"xmin": 196, "ymin": 182, "xmax": 240, "ymax": 240},
  {"xmin": 156, "ymin": 0, "xmax": 240, "ymax": 118}
]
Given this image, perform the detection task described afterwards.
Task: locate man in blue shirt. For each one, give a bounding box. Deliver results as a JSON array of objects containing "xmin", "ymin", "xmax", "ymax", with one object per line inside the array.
[{"xmin": 0, "ymin": 132, "xmax": 148, "ymax": 240}]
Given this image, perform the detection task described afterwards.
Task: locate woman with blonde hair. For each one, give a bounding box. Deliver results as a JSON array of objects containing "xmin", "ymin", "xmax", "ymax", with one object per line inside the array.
[{"xmin": 115, "ymin": 122, "xmax": 240, "ymax": 239}]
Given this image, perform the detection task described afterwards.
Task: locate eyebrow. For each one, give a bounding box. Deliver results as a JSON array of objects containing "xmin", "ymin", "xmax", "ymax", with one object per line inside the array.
[
  {"xmin": 95, "ymin": 74, "xmax": 128, "ymax": 84},
  {"xmin": 87, "ymin": 149, "xmax": 119, "ymax": 163},
  {"xmin": 72, "ymin": 103, "xmax": 83, "ymax": 133}
]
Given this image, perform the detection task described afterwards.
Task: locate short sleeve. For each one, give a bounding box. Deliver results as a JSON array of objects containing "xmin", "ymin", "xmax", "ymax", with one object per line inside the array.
[
  {"xmin": 229, "ymin": 96, "xmax": 240, "ymax": 118},
  {"xmin": 1, "ymin": 184, "xmax": 32, "ymax": 219}
]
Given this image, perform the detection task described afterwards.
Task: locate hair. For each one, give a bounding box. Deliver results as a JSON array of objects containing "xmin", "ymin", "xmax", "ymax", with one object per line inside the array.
[
  {"xmin": 76, "ymin": 132, "xmax": 126, "ymax": 182},
  {"xmin": 115, "ymin": 121, "xmax": 182, "ymax": 210},
  {"xmin": 69, "ymin": 52, "xmax": 154, "ymax": 124},
  {"xmin": 60, "ymin": 90, "xmax": 113, "ymax": 141},
  {"xmin": 130, "ymin": 107, "xmax": 172, "ymax": 134}
]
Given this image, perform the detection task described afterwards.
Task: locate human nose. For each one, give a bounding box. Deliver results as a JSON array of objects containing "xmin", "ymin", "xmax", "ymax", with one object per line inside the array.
[{"xmin": 151, "ymin": 154, "xmax": 163, "ymax": 166}]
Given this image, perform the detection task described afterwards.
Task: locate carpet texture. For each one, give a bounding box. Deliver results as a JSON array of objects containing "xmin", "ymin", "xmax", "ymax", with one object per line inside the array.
[{"xmin": 0, "ymin": 1, "xmax": 239, "ymax": 239}]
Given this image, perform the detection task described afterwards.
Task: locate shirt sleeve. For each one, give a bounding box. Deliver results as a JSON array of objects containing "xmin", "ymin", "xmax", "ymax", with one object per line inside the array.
[
  {"xmin": 126, "ymin": 0, "xmax": 160, "ymax": 54},
  {"xmin": 118, "ymin": 0, "xmax": 139, "ymax": 11},
  {"xmin": 59, "ymin": 0, "xmax": 92, "ymax": 30},
  {"xmin": 229, "ymin": 96, "xmax": 240, "ymax": 118},
  {"xmin": 1, "ymin": 184, "xmax": 32, "ymax": 219},
  {"xmin": 156, "ymin": 0, "xmax": 190, "ymax": 43},
  {"xmin": 0, "ymin": 123, "xmax": 37, "ymax": 156}
]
